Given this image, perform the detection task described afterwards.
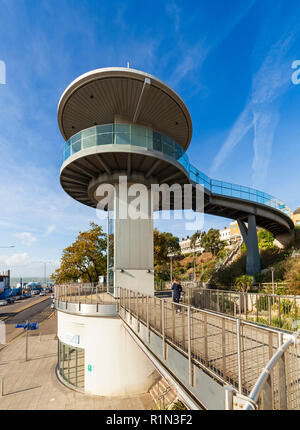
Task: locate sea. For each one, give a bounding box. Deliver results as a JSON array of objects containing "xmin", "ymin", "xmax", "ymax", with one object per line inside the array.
[{"xmin": 10, "ymin": 277, "xmax": 51, "ymax": 288}]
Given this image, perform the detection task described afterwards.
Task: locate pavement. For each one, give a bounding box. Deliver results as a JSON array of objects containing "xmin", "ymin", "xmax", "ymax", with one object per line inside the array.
[{"xmin": 0, "ymin": 312, "xmax": 154, "ymax": 410}]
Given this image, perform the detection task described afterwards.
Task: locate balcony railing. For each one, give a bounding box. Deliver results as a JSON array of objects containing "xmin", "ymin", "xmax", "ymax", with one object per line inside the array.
[
  {"xmin": 54, "ymin": 283, "xmax": 118, "ymax": 316},
  {"xmin": 62, "ymin": 123, "xmax": 292, "ymax": 218}
]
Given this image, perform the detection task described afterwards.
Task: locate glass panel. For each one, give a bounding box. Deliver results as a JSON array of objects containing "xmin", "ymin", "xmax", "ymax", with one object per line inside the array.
[
  {"xmin": 72, "ymin": 139, "xmax": 82, "ymax": 154},
  {"xmin": 58, "ymin": 340, "xmax": 85, "ymax": 389},
  {"xmin": 82, "ymin": 135, "xmax": 96, "ymax": 149},
  {"xmin": 153, "ymin": 131, "xmax": 162, "ymax": 152},
  {"xmin": 97, "ymin": 133, "xmax": 112, "ymax": 146},
  {"xmin": 96, "ymin": 124, "xmax": 113, "ymax": 134},
  {"xmin": 131, "ymin": 125, "xmax": 147, "ymax": 147},
  {"xmin": 115, "ymin": 132, "xmax": 130, "ymax": 145}
]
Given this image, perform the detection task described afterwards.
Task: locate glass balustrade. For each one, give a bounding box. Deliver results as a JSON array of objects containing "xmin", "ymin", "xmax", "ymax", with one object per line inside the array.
[{"xmin": 62, "ymin": 124, "xmax": 292, "ymax": 218}]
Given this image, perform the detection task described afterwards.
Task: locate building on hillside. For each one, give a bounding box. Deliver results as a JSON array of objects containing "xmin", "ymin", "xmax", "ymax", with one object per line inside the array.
[
  {"xmin": 179, "ymin": 236, "xmax": 204, "ymax": 255},
  {"xmin": 220, "ymin": 221, "xmax": 242, "ymax": 245},
  {"xmin": 293, "ymin": 207, "xmax": 300, "ymax": 227}
]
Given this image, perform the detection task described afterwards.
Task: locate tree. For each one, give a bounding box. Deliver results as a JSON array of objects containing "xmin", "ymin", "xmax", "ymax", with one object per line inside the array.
[
  {"xmin": 257, "ymin": 229, "xmax": 275, "ymax": 250},
  {"xmin": 234, "ymin": 275, "xmax": 253, "ymax": 292},
  {"xmin": 201, "ymin": 228, "xmax": 226, "ymax": 256},
  {"xmin": 51, "ymin": 222, "xmax": 107, "ymax": 284},
  {"xmin": 153, "ymin": 229, "xmax": 180, "ymax": 281}
]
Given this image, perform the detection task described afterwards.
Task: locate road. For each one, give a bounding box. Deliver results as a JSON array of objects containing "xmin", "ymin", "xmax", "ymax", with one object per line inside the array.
[
  {"xmin": 0, "ymin": 295, "xmax": 51, "ymax": 320},
  {"xmin": 0, "ymin": 296, "xmax": 54, "ymax": 348}
]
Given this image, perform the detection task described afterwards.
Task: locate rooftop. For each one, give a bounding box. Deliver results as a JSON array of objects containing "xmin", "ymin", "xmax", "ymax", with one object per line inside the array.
[{"xmin": 57, "ymin": 67, "xmax": 193, "ymax": 151}]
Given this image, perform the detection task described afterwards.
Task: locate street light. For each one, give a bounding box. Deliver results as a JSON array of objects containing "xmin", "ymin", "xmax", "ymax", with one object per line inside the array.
[
  {"xmin": 167, "ymin": 253, "xmax": 175, "ymax": 284},
  {"xmin": 271, "ymin": 267, "xmax": 275, "ymax": 295}
]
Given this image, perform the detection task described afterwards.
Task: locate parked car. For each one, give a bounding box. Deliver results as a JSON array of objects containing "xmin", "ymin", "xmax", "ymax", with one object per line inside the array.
[
  {"xmin": 14, "ymin": 295, "xmax": 22, "ymax": 301},
  {"xmin": 40, "ymin": 290, "xmax": 46, "ymax": 296},
  {"xmin": 23, "ymin": 293, "xmax": 31, "ymax": 298},
  {"xmin": 6, "ymin": 297, "xmax": 15, "ymax": 304},
  {"xmin": 32, "ymin": 290, "xmax": 40, "ymax": 295},
  {"xmin": 0, "ymin": 300, "xmax": 8, "ymax": 306}
]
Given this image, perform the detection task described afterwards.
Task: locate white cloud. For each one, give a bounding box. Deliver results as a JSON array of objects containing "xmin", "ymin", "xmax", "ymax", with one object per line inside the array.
[
  {"xmin": 0, "ymin": 252, "xmax": 36, "ymax": 267},
  {"xmin": 44, "ymin": 224, "xmax": 56, "ymax": 237},
  {"xmin": 13, "ymin": 232, "xmax": 36, "ymax": 246}
]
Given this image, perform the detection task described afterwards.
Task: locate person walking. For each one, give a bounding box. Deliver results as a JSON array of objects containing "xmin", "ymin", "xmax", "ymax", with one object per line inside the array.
[{"xmin": 172, "ymin": 278, "xmax": 182, "ymax": 313}]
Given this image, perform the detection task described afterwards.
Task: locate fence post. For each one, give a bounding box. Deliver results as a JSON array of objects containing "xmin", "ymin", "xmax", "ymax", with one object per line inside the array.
[
  {"xmin": 147, "ymin": 296, "xmax": 150, "ymax": 343},
  {"xmin": 203, "ymin": 313, "xmax": 208, "ymax": 365},
  {"xmin": 277, "ymin": 332, "xmax": 287, "ymax": 410},
  {"xmin": 0, "ymin": 376, "xmax": 3, "ymax": 397},
  {"xmin": 268, "ymin": 295, "xmax": 271, "ymax": 325},
  {"xmin": 278, "ymin": 296, "xmax": 281, "ymax": 328},
  {"xmin": 187, "ymin": 306, "xmax": 193, "ymax": 386},
  {"xmin": 224, "ymin": 385, "xmax": 234, "ymax": 410},
  {"xmin": 222, "ymin": 318, "xmax": 226, "ymax": 381},
  {"xmin": 236, "ymin": 319, "xmax": 243, "ymax": 393},
  {"xmin": 162, "ymin": 299, "xmax": 166, "ymax": 360}
]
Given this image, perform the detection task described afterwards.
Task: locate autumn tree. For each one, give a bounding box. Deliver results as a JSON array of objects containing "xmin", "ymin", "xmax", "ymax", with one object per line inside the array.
[
  {"xmin": 51, "ymin": 222, "xmax": 107, "ymax": 284},
  {"xmin": 153, "ymin": 229, "xmax": 180, "ymax": 281},
  {"xmin": 201, "ymin": 228, "xmax": 226, "ymax": 256}
]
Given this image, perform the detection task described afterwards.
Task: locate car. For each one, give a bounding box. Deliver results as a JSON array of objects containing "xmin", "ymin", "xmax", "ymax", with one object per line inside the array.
[
  {"xmin": 23, "ymin": 293, "xmax": 31, "ymax": 298},
  {"xmin": 40, "ymin": 290, "xmax": 46, "ymax": 296},
  {"xmin": 0, "ymin": 300, "xmax": 8, "ymax": 306},
  {"xmin": 6, "ymin": 297, "xmax": 15, "ymax": 304},
  {"xmin": 14, "ymin": 295, "xmax": 22, "ymax": 301},
  {"xmin": 32, "ymin": 290, "xmax": 40, "ymax": 295}
]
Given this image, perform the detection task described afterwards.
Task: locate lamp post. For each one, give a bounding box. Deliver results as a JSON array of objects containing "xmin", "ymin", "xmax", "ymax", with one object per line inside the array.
[
  {"xmin": 167, "ymin": 253, "xmax": 175, "ymax": 284},
  {"xmin": 271, "ymin": 267, "xmax": 275, "ymax": 295}
]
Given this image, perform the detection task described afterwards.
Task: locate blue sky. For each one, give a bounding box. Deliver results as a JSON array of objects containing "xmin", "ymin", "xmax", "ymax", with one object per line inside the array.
[{"xmin": 0, "ymin": 0, "xmax": 300, "ymax": 277}]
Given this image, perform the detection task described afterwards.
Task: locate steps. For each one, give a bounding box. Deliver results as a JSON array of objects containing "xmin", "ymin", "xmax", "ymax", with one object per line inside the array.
[{"xmin": 149, "ymin": 377, "xmax": 178, "ymax": 410}]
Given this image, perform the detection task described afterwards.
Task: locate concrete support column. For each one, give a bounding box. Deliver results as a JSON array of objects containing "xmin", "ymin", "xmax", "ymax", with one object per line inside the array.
[
  {"xmin": 113, "ymin": 180, "xmax": 154, "ymax": 297},
  {"xmin": 237, "ymin": 215, "xmax": 260, "ymax": 276}
]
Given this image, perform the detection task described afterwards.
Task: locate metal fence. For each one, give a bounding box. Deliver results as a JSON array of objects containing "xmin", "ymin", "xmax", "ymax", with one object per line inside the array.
[
  {"xmin": 119, "ymin": 287, "xmax": 300, "ymax": 409},
  {"xmin": 185, "ymin": 287, "xmax": 300, "ymax": 333},
  {"xmin": 55, "ymin": 283, "xmax": 116, "ymax": 306},
  {"xmin": 243, "ymin": 333, "xmax": 300, "ymax": 410}
]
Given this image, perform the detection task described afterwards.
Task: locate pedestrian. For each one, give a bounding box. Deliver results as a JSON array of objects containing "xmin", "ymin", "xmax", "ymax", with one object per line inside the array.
[{"xmin": 172, "ymin": 278, "xmax": 182, "ymax": 313}]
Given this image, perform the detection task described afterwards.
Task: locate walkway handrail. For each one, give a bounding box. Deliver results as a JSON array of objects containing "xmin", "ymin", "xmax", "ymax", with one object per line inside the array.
[{"xmin": 244, "ymin": 333, "xmax": 298, "ymax": 410}]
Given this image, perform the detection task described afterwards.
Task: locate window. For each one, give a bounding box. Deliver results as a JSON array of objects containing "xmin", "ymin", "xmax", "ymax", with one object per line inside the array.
[{"xmin": 58, "ymin": 340, "xmax": 85, "ymax": 389}]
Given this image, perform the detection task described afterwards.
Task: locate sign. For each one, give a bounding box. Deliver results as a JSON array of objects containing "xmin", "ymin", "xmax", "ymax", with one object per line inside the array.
[
  {"xmin": 61, "ymin": 333, "xmax": 80, "ymax": 345},
  {"xmin": 88, "ymin": 364, "xmax": 92, "ymax": 372}
]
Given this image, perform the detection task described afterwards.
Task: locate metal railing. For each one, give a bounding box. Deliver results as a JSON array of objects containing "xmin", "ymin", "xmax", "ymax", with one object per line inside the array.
[
  {"xmin": 243, "ymin": 333, "xmax": 300, "ymax": 410},
  {"xmin": 54, "ymin": 283, "xmax": 117, "ymax": 306},
  {"xmin": 119, "ymin": 287, "xmax": 300, "ymax": 409},
  {"xmin": 186, "ymin": 287, "xmax": 300, "ymax": 333},
  {"xmin": 62, "ymin": 123, "xmax": 292, "ymax": 217}
]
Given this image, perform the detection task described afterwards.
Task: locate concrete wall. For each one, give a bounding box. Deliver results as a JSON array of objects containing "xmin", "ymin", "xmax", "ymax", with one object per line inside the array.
[
  {"xmin": 57, "ymin": 310, "xmax": 159, "ymax": 396},
  {"xmin": 114, "ymin": 186, "xmax": 154, "ymax": 296}
]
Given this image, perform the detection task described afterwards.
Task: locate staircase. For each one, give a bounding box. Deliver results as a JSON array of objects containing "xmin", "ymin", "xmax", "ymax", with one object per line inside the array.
[{"xmin": 149, "ymin": 377, "xmax": 179, "ymax": 409}]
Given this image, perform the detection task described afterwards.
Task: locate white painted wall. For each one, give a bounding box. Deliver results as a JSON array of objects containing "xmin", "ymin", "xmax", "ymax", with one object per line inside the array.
[
  {"xmin": 57, "ymin": 311, "xmax": 159, "ymax": 396},
  {"xmin": 115, "ymin": 269, "xmax": 154, "ymax": 296}
]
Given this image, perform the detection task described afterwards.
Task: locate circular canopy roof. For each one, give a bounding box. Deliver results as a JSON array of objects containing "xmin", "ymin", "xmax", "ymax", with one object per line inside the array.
[{"xmin": 58, "ymin": 67, "xmax": 193, "ymax": 151}]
